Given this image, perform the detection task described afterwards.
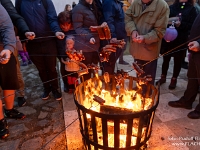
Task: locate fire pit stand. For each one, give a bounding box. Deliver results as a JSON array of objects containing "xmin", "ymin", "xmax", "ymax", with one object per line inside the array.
[{"xmin": 74, "ymin": 76, "xmax": 159, "ymax": 150}]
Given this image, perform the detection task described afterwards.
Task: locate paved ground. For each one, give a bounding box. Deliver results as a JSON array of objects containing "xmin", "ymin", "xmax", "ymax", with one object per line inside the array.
[
  {"xmin": 64, "ymin": 55, "xmax": 200, "ymax": 150},
  {"xmin": 0, "ymin": 63, "xmax": 67, "ymax": 150}
]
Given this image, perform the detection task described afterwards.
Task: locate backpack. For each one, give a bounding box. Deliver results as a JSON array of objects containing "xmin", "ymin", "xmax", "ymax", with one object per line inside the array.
[{"xmin": 15, "ymin": 0, "xmax": 48, "ymax": 14}]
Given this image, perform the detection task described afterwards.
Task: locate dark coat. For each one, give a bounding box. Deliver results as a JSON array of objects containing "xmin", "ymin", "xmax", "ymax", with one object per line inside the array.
[
  {"xmin": 15, "ymin": 0, "xmax": 61, "ymax": 40},
  {"xmin": 72, "ymin": 0, "xmax": 100, "ymax": 52},
  {"xmin": 102, "ymin": 0, "xmax": 127, "ymax": 40},
  {"xmin": 161, "ymin": 2, "xmax": 197, "ymax": 55},
  {"xmin": 0, "ymin": 0, "xmax": 30, "ymax": 39}
]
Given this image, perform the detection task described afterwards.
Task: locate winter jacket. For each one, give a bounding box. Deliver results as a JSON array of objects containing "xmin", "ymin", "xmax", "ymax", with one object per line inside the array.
[
  {"xmin": 0, "ymin": 0, "xmax": 30, "ymax": 39},
  {"xmin": 125, "ymin": 0, "xmax": 169, "ymax": 61},
  {"xmin": 0, "ymin": 4, "xmax": 16, "ymax": 53},
  {"xmin": 161, "ymin": 2, "xmax": 197, "ymax": 55},
  {"xmin": 15, "ymin": 0, "xmax": 61, "ymax": 40},
  {"xmin": 102, "ymin": 0, "xmax": 127, "ymax": 40},
  {"xmin": 72, "ymin": 0, "xmax": 100, "ymax": 52}
]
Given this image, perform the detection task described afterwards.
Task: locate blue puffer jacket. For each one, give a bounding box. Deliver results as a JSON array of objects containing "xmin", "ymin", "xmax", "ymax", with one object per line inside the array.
[
  {"xmin": 16, "ymin": 0, "xmax": 61, "ymax": 39},
  {"xmin": 102, "ymin": 0, "xmax": 127, "ymax": 40}
]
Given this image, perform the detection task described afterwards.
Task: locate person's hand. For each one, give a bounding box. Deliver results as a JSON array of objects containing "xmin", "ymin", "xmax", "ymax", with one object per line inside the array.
[
  {"xmin": 175, "ymin": 20, "xmax": 181, "ymax": 27},
  {"xmin": 110, "ymin": 38, "xmax": 117, "ymax": 43},
  {"xmin": 132, "ymin": 30, "xmax": 139, "ymax": 42},
  {"xmin": 90, "ymin": 38, "xmax": 96, "ymax": 44},
  {"xmin": 134, "ymin": 35, "xmax": 145, "ymax": 43},
  {"xmin": 100, "ymin": 22, "xmax": 107, "ymax": 27},
  {"xmin": 55, "ymin": 32, "xmax": 65, "ymax": 39},
  {"xmin": 0, "ymin": 49, "xmax": 11, "ymax": 64},
  {"xmin": 188, "ymin": 41, "xmax": 200, "ymax": 52},
  {"xmin": 25, "ymin": 32, "xmax": 35, "ymax": 40}
]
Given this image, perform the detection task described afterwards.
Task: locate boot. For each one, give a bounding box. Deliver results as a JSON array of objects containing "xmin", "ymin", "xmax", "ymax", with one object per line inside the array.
[
  {"xmin": 0, "ymin": 118, "xmax": 9, "ymax": 139},
  {"xmin": 156, "ymin": 75, "xmax": 166, "ymax": 85},
  {"xmin": 169, "ymin": 78, "xmax": 177, "ymax": 90}
]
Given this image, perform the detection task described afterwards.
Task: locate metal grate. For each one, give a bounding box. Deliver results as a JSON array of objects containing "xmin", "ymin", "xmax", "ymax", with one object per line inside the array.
[{"xmin": 74, "ymin": 75, "xmax": 160, "ymax": 150}]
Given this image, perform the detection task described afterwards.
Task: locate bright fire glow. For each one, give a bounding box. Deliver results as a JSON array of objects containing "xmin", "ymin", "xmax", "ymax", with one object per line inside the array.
[{"xmin": 81, "ymin": 77, "xmax": 153, "ymax": 148}]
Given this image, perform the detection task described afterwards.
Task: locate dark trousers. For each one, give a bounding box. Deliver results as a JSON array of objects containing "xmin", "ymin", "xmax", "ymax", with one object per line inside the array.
[
  {"xmin": 162, "ymin": 53, "xmax": 184, "ymax": 78},
  {"xmin": 27, "ymin": 39, "xmax": 59, "ymax": 91},
  {"xmin": 82, "ymin": 51, "xmax": 99, "ymax": 80},
  {"xmin": 179, "ymin": 53, "xmax": 200, "ymax": 111},
  {"xmin": 135, "ymin": 59, "xmax": 158, "ymax": 85},
  {"xmin": 103, "ymin": 48, "xmax": 123, "ymax": 74}
]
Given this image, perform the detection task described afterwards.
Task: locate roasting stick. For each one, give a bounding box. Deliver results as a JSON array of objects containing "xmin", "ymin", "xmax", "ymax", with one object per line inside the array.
[{"xmin": 142, "ymin": 34, "xmax": 200, "ymax": 67}]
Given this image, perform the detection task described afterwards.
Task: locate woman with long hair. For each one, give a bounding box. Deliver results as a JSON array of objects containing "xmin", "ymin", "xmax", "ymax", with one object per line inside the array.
[{"xmin": 157, "ymin": 0, "xmax": 197, "ymax": 89}]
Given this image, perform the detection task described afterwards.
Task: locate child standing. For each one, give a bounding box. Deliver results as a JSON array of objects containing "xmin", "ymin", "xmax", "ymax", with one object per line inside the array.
[
  {"xmin": 61, "ymin": 36, "xmax": 80, "ymax": 93},
  {"xmin": 16, "ymin": 36, "xmax": 32, "ymax": 66}
]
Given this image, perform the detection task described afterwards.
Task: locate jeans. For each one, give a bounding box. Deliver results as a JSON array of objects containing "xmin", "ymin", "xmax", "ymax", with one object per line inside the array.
[{"xmin": 27, "ymin": 39, "xmax": 59, "ymax": 91}]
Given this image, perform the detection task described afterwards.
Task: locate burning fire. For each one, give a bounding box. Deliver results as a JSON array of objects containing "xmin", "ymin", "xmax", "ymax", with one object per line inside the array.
[{"xmin": 80, "ymin": 75, "xmax": 153, "ymax": 149}]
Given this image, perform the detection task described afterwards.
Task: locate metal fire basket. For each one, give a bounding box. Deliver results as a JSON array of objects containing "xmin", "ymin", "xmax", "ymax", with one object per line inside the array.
[{"xmin": 74, "ymin": 75, "xmax": 160, "ymax": 150}]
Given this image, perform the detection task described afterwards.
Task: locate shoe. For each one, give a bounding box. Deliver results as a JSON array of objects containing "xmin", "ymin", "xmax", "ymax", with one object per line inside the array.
[
  {"xmin": 187, "ymin": 110, "xmax": 200, "ymax": 119},
  {"xmin": 42, "ymin": 89, "xmax": 51, "ymax": 100},
  {"xmin": 64, "ymin": 84, "xmax": 69, "ymax": 93},
  {"xmin": 0, "ymin": 119, "xmax": 9, "ymax": 139},
  {"xmin": 17, "ymin": 97, "xmax": 26, "ymax": 107},
  {"xmin": 21, "ymin": 62, "xmax": 28, "ymax": 66},
  {"xmin": 28, "ymin": 60, "xmax": 32, "ymax": 64},
  {"xmin": 168, "ymin": 100, "xmax": 192, "ymax": 110},
  {"xmin": 119, "ymin": 60, "xmax": 129, "ymax": 65},
  {"xmin": 181, "ymin": 61, "xmax": 188, "ymax": 69},
  {"xmin": 4, "ymin": 108, "xmax": 26, "ymax": 119},
  {"xmin": 156, "ymin": 75, "xmax": 166, "ymax": 85},
  {"xmin": 52, "ymin": 90, "xmax": 62, "ymax": 101},
  {"xmin": 169, "ymin": 78, "xmax": 177, "ymax": 90}
]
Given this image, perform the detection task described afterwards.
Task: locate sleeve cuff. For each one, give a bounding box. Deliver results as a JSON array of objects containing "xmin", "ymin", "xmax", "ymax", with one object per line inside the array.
[
  {"xmin": 4, "ymin": 45, "xmax": 15, "ymax": 53},
  {"xmin": 111, "ymin": 33, "xmax": 117, "ymax": 38},
  {"xmin": 143, "ymin": 34, "xmax": 150, "ymax": 44}
]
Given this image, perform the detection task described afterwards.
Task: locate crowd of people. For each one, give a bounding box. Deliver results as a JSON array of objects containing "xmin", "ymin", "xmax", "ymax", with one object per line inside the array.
[{"xmin": 0, "ymin": 0, "xmax": 200, "ymax": 139}]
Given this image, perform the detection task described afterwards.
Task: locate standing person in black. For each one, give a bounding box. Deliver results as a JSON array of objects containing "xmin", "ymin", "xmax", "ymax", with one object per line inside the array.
[
  {"xmin": 102, "ymin": 0, "xmax": 127, "ymax": 75},
  {"xmin": 72, "ymin": 0, "xmax": 100, "ymax": 81},
  {"xmin": 15, "ymin": 0, "xmax": 65, "ymax": 101},
  {"xmin": 156, "ymin": 0, "xmax": 197, "ymax": 89},
  {"xmin": 0, "ymin": 0, "xmax": 35, "ymax": 107},
  {"xmin": 168, "ymin": 13, "xmax": 200, "ymax": 119}
]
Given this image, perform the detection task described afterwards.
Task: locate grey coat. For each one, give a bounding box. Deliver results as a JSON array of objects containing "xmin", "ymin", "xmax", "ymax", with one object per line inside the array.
[
  {"xmin": 72, "ymin": 2, "xmax": 100, "ymax": 52},
  {"xmin": 0, "ymin": 4, "xmax": 16, "ymax": 52}
]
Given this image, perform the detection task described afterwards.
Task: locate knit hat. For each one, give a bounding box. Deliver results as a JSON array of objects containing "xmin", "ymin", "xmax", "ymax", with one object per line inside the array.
[{"xmin": 66, "ymin": 35, "xmax": 75, "ymax": 42}]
